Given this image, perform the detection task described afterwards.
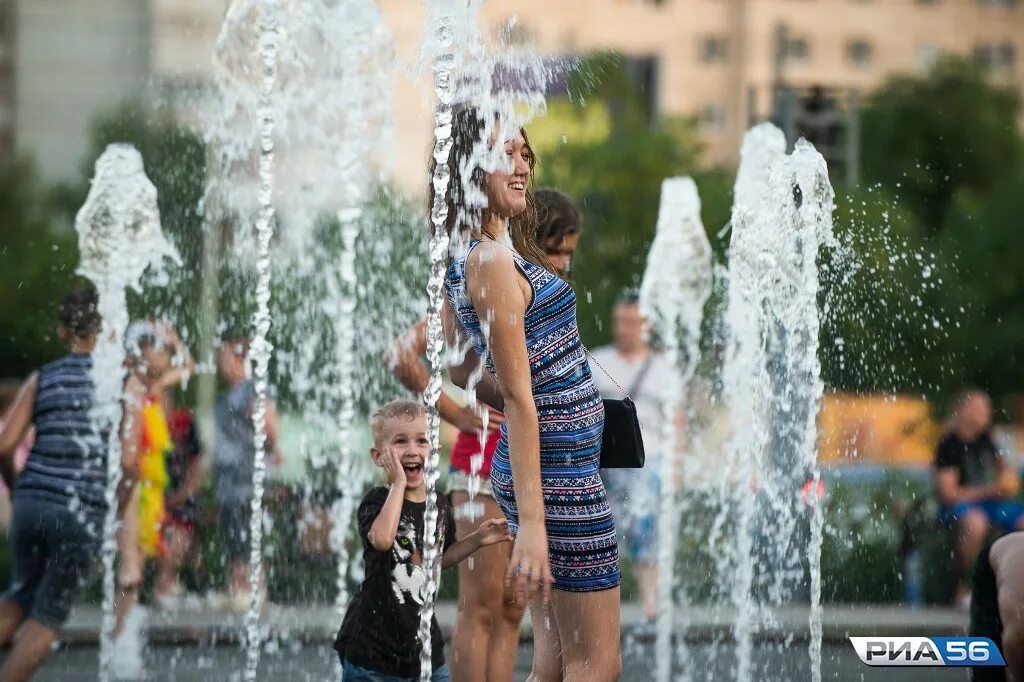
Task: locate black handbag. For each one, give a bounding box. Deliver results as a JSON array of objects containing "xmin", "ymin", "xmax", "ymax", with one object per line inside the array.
[{"xmin": 587, "ymin": 351, "xmax": 648, "ymax": 469}]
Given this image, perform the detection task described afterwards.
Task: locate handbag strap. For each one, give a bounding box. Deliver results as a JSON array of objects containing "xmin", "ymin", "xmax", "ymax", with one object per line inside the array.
[
  {"xmin": 627, "ymin": 354, "xmax": 655, "ymax": 397},
  {"xmin": 584, "ymin": 347, "xmax": 643, "ymax": 402}
]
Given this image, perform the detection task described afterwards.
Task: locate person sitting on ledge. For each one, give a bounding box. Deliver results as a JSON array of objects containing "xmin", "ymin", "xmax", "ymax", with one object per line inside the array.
[{"xmin": 935, "ymin": 389, "xmax": 1024, "ymax": 606}]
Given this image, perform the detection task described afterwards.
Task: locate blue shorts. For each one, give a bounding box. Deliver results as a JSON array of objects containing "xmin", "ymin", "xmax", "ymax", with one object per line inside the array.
[
  {"xmin": 939, "ymin": 499, "xmax": 1024, "ymax": 531},
  {"xmin": 340, "ymin": 659, "xmax": 450, "ymax": 682},
  {"xmin": 3, "ymin": 493, "xmax": 102, "ymax": 630},
  {"xmin": 603, "ymin": 467, "xmax": 660, "ymax": 564}
]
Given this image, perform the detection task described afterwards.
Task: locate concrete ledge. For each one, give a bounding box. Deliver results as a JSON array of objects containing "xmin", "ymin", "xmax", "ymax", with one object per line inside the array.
[{"xmin": 57, "ymin": 603, "xmax": 967, "ymax": 646}]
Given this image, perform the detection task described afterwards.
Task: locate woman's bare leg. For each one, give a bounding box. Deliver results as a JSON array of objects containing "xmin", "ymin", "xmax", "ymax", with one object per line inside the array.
[
  {"xmin": 551, "ymin": 587, "xmax": 621, "ymax": 682},
  {"xmin": 449, "ymin": 492, "xmax": 524, "ymax": 682},
  {"xmin": 527, "ymin": 598, "xmax": 563, "ymax": 682}
]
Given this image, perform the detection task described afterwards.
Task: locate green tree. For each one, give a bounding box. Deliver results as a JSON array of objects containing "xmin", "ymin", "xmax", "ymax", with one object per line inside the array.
[
  {"xmin": 937, "ymin": 163, "xmax": 1024, "ymax": 399},
  {"xmin": 861, "ymin": 57, "xmax": 1021, "ymax": 232},
  {"xmin": 536, "ymin": 54, "xmax": 713, "ymax": 345},
  {"xmin": 0, "ymin": 160, "xmax": 77, "ymax": 377},
  {"xmin": 820, "ymin": 185, "xmax": 956, "ymax": 396}
]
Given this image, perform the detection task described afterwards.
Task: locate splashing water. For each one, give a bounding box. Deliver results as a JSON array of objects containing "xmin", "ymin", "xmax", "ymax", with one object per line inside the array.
[
  {"xmin": 712, "ymin": 122, "xmax": 787, "ymax": 680},
  {"xmin": 717, "ymin": 129, "xmax": 834, "ymax": 681},
  {"xmin": 244, "ymin": 2, "xmax": 279, "ymax": 679},
  {"xmin": 76, "ymin": 143, "xmax": 177, "ymax": 682},
  {"xmin": 785, "ymin": 141, "xmax": 834, "ymax": 682},
  {"xmin": 639, "ymin": 177, "xmax": 713, "ymax": 682},
  {"xmin": 732, "ymin": 123, "xmax": 788, "ymax": 220},
  {"xmin": 416, "ymin": 3, "xmax": 566, "ymax": 677},
  {"xmin": 418, "ymin": 2, "xmax": 460, "ymax": 679},
  {"xmin": 460, "ymin": 316, "xmax": 491, "ymax": 525}
]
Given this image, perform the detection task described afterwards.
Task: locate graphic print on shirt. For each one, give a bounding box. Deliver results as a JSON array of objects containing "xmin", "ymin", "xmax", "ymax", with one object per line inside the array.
[{"xmin": 391, "ymin": 519, "xmax": 425, "ymax": 605}]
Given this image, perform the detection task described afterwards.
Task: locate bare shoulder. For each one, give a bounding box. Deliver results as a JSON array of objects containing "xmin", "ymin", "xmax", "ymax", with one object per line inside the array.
[
  {"xmin": 466, "ymin": 240, "xmax": 515, "ymax": 276},
  {"xmin": 465, "ymin": 241, "xmax": 529, "ymax": 306}
]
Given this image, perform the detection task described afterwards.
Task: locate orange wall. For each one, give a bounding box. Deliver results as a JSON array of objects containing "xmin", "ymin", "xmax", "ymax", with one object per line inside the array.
[{"xmin": 818, "ymin": 392, "xmax": 942, "ymax": 466}]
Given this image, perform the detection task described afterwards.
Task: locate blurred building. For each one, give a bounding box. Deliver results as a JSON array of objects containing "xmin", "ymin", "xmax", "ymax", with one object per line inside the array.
[
  {"xmin": 452, "ymin": 0, "xmax": 1023, "ymax": 169},
  {"xmin": 13, "ymin": 0, "xmax": 151, "ymax": 180},
  {"xmin": 9, "ymin": 0, "xmax": 1024, "ymax": 186}
]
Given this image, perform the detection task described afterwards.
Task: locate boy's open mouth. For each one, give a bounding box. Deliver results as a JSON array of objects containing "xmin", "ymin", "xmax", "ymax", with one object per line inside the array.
[{"xmin": 403, "ymin": 462, "xmax": 423, "ymax": 474}]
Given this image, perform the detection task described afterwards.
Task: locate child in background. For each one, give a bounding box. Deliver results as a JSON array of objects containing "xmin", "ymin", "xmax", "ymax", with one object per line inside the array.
[
  {"xmin": 111, "ymin": 320, "xmax": 190, "ymax": 678},
  {"xmin": 334, "ymin": 400, "xmax": 511, "ymax": 681},
  {"xmin": 214, "ymin": 336, "xmax": 281, "ymax": 612}
]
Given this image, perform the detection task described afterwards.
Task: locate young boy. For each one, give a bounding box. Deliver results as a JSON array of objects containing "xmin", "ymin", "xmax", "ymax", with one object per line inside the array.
[{"xmin": 334, "ymin": 400, "xmax": 511, "ymax": 681}]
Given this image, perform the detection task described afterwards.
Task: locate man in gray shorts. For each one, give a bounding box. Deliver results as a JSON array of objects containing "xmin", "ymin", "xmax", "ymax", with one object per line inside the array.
[
  {"xmin": 214, "ymin": 337, "xmax": 280, "ymax": 613},
  {"xmin": 593, "ymin": 290, "xmax": 682, "ymax": 624}
]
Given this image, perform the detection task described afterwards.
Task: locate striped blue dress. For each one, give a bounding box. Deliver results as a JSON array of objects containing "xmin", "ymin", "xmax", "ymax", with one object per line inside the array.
[{"xmin": 445, "ymin": 239, "xmax": 620, "ymax": 592}]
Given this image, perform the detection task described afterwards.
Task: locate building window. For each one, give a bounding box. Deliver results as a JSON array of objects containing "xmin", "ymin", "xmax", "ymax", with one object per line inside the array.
[
  {"xmin": 846, "ymin": 40, "xmax": 873, "ymax": 67},
  {"xmin": 975, "ymin": 42, "xmax": 1016, "ymax": 71},
  {"xmin": 700, "ymin": 36, "xmax": 729, "ymax": 63},
  {"xmin": 915, "ymin": 43, "xmax": 941, "ymax": 73},
  {"xmin": 977, "ymin": 0, "xmax": 1016, "ymax": 7},
  {"xmin": 783, "ymin": 37, "xmax": 811, "ymax": 63},
  {"xmin": 699, "ymin": 104, "xmax": 726, "ymax": 131}
]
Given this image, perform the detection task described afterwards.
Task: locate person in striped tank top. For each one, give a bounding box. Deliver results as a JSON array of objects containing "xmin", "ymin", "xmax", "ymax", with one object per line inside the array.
[
  {"xmin": 0, "ymin": 284, "xmax": 129, "ymax": 682},
  {"xmin": 437, "ymin": 107, "xmax": 621, "ymax": 681}
]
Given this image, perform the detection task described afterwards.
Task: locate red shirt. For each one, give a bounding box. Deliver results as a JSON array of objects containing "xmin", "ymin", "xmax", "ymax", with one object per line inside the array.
[{"xmin": 450, "ymin": 428, "xmax": 501, "ymax": 478}]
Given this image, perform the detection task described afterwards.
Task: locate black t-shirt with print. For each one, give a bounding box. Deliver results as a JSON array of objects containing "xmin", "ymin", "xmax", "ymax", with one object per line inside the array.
[
  {"xmin": 935, "ymin": 431, "xmax": 1002, "ymax": 488},
  {"xmin": 334, "ymin": 486, "xmax": 457, "ymax": 677}
]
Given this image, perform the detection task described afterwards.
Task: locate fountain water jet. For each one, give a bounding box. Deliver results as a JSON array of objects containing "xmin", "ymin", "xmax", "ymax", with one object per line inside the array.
[
  {"xmin": 418, "ymin": 2, "xmax": 459, "ymax": 679},
  {"xmin": 243, "ymin": 1, "xmax": 280, "ymax": 679},
  {"xmin": 639, "ymin": 177, "xmax": 713, "ymax": 682},
  {"xmin": 75, "ymin": 143, "xmax": 177, "ymax": 682},
  {"xmin": 717, "ymin": 127, "xmax": 834, "ymax": 681},
  {"xmin": 712, "ymin": 122, "xmax": 787, "ymax": 680}
]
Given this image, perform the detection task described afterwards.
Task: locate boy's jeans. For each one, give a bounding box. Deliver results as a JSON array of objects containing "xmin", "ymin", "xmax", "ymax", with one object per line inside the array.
[{"xmin": 340, "ymin": 658, "xmax": 451, "ymax": 682}]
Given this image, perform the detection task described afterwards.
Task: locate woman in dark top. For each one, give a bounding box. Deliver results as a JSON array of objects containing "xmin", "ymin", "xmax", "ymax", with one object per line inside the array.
[{"xmin": 0, "ymin": 284, "xmax": 136, "ymax": 682}]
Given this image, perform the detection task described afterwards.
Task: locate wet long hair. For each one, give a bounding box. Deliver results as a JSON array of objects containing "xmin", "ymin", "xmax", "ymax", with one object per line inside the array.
[{"xmin": 427, "ymin": 105, "xmax": 551, "ymax": 271}]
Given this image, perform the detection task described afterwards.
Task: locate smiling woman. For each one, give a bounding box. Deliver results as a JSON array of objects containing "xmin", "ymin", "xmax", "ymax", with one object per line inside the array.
[{"xmin": 439, "ymin": 106, "xmax": 623, "ymax": 682}]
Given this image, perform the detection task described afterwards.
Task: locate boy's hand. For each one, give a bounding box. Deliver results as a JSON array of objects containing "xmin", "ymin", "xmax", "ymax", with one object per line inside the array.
[
  {"xmin": 380, "ymin": 446, "xmax": 407, "ymax": 488},
  {"xmin": 476, "ymin": 517, "xmax": 513, "ymax": 547}
]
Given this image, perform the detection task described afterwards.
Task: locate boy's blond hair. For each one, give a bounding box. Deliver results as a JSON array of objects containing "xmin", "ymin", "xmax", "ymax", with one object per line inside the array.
[{"xmin": 371, "ymin": 399, "xmax": 427, "ymax": 444}]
